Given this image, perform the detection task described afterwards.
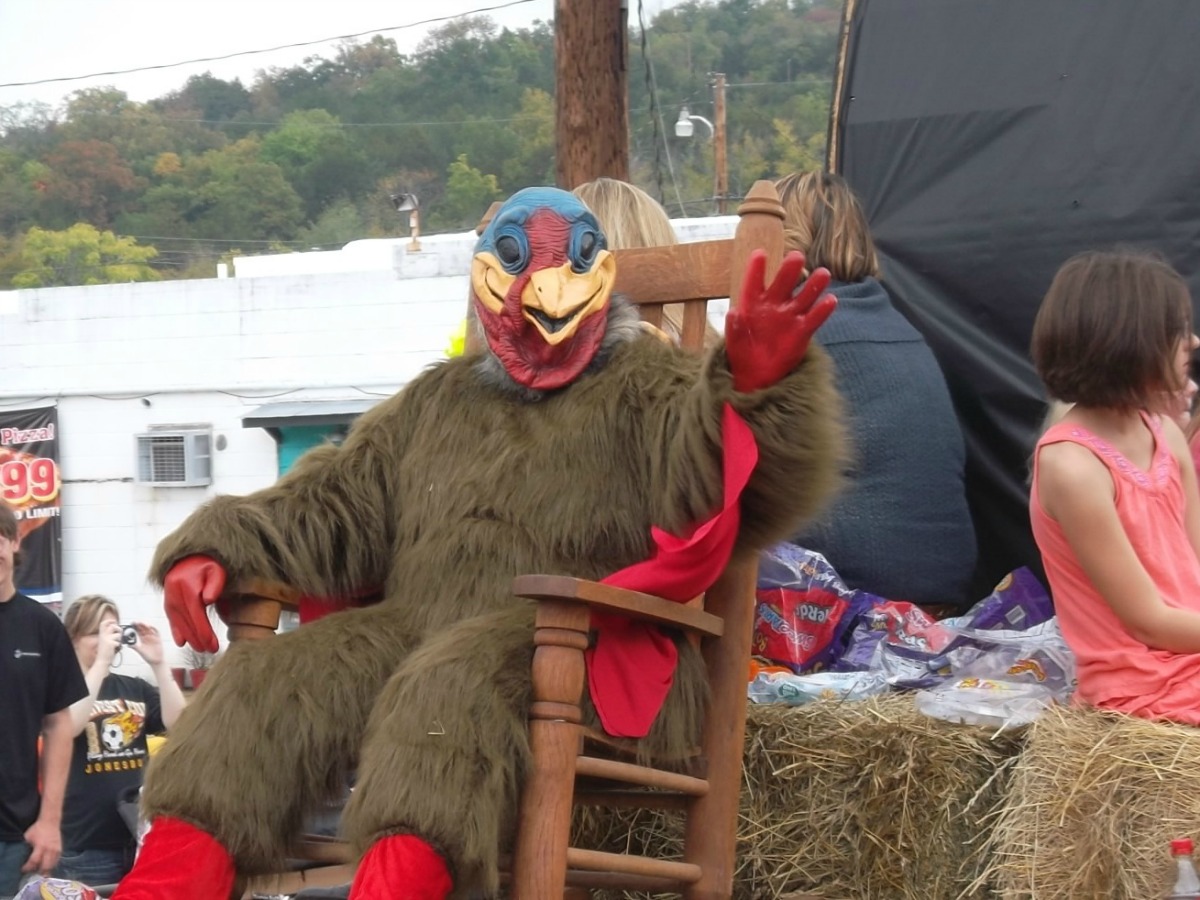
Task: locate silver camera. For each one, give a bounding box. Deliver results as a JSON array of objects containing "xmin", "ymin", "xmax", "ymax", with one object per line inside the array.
[{"xmin": 120, "ymin": 624, "xmax": 139, "ymax": 646}]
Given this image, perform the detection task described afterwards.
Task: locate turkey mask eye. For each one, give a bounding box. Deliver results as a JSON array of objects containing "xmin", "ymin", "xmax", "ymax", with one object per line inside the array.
[
  {"xmin": 496, "ymin": 236, "xmax": 521, "ymax": 267},
  {"xmin": 570, "ymin": 227, "xmax": 604, "ymax": 273}
]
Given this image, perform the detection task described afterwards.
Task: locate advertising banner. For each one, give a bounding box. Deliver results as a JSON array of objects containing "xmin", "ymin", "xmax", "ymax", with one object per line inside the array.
[{"xmin": 1, "ymin": 406, "xmax": 62, "ymax": 610}]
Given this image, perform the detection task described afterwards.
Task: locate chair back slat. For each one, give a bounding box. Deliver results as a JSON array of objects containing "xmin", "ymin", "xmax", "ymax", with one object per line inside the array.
[{"xmin": 611, "ymin": 241, "xmax": 732, "ymax": 305}]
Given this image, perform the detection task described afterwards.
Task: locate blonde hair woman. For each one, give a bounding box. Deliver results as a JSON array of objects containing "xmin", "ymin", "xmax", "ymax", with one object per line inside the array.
[
  {"xmin": 572, "ymin": 177, "xmax": 721, "ymax": 350},
  {"xmin": 56, "ymin": 595, "xmax": 185, "ymax": 885},
  {"xmin": 777, "ymin": 170, "xmax": 978, "ymax": 608}
]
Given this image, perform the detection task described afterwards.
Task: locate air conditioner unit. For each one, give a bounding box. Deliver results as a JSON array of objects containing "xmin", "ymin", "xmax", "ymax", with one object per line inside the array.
[{"xmin": 135, "ymin": 429, "xmax": 212, "ymax": 487}]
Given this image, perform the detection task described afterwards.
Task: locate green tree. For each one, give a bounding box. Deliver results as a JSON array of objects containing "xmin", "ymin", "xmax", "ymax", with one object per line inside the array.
[
  {"xmin": 0, "ymin": 151, "xmax": 40, "ymax": 233},
  {"xmin": 435, "ymin": 154, "xmax": 502, "ymax": 230},
  {"xmin": 186, "ymin": 157, "xmax": 307, "ymax": 243},
  {"xmin": 500, "ymin": 88, "xmax": 556, "ymax": 190},
  {"xmin": 0, "ymin": 0, "xmax": 842, "ymax": 254},
  {"xmin": 298, "ymin": 199, "xmax": 375, "ymax": 248},
  {"xmin": 0, "ymin": 102, "xmax": 58, "ymax": 159},
  {"xmin": 38, "ymin": 139, "xmax": 142, "ymax": 229},
  {"xmin": 11, "ymin": 223, "xmax": 159, "ymax": 288},
  {"xmin": 158, "ymin": 73, "xmax": 253, "ymax": 122},
  {"xmin": 260, "ymin": 109, "xmax": 372, "ymax": 221},
  {"xmin": 59, "ymin": 89, "xmax": 227, "ymax": 180},
  {"xmin": 115, "ymin": 138, "xmax": 305, "ymax": 274}
]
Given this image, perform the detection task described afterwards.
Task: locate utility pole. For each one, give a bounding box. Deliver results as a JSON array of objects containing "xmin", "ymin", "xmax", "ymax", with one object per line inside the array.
[
  {"xmin": 555, "ymin": 0, "xmax": 630, "ymax": 188},
  {"xmin": 712, "ymin": 72, "xmax": 728, "ymax": 214}
]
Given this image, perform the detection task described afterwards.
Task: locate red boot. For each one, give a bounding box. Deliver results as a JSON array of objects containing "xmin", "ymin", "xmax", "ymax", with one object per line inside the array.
[
  {"xmin": 112, "ymin": 816, "xmax": 236, "ymax": 900},
  {"xmin": 349, "ymin": 834, "xmax": 452, "ymax": 900}
]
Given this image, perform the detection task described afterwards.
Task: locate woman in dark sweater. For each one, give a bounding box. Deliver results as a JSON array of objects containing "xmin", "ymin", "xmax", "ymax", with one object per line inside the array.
[{"xmin": 777, "ymin": 171, "xmax": 977, "ymax": 607}]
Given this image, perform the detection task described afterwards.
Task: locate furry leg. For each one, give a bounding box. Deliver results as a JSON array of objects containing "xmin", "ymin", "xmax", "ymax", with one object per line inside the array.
[
  {"xmin": 141, "ymin": 604, "xmax": 421, "ymax": 876},
  {"xmin": 112, "ymin": 816, "xmax": 234, "ymax": 899},
  {"xmin": 342, "ymin": 605, "xmax": 536, "ymax": 898},
  {"xmin": 349, "ymin": 834, "xmax": 452, "ymax": 900}
]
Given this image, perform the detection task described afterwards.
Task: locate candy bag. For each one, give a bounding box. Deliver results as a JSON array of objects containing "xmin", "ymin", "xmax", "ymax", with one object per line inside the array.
[
  {"xmin": 14, "ymin": 876, "xmax": 98, "ymax": 900},
  {"xmin": 752, "ymin": 544, "xmax": 876, "ymax": 673}
]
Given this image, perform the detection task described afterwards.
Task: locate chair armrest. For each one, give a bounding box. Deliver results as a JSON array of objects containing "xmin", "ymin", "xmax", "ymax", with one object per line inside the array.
[
  {"xmin": 221, "ymin": 577, "xmax": 302, "ymax": 642},
  {"xmin": 231, "ymin": 577, "xmax": 302, "ymax": 608},
  {"xmin": 512, "ymin": 575, "xmax": 724, "ymax": 638}
]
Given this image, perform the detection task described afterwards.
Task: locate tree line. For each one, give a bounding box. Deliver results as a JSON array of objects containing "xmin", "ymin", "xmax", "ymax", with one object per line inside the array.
[{"xmin": 0, "ymin": 0, "xmax": 841, "ymax": 288}]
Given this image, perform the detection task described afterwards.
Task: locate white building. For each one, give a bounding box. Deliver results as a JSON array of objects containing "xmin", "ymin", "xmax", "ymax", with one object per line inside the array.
[{"xmin": 0, "ymin": 215, "xmax": 736, "ymax": 676}]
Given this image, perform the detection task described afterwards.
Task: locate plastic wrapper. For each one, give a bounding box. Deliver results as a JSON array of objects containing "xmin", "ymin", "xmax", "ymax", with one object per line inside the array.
[
  {"xmin": 833, "ymin": 600, "xmax": 955, "ymax": 688},
  {"xmin": 748, "ymin": 669, "xmax": 889, "ymax": 706},
  {"xmin": 752, "ymin": 543, "xmax": 878, "ymax": 673},
  {"xmin": 914, "ymin": 678, "xmax": 1053, "ymax": 729},
  {"xmin": 834, "ymin": 567, "xmax": 1059, "ymax": 690},
  {"xmin": 914, "ymin": 617, "xmax": 1077, "ymax": 729},
  {"xmin": 943, "ymin": 567, "xmax": 1054, "ymax": 632},
  {"xmin": 14, "ymin": 877, "xmax": 98, "ymax": 900}
]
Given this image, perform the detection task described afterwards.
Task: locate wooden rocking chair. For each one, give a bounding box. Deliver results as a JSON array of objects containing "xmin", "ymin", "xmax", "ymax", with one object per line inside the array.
[{"xmin": 224, "ymin": 180, "xmax": 788, "ymax": 900}]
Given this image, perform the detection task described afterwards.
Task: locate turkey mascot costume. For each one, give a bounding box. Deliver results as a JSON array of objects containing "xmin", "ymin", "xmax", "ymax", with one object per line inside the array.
[{"xmin": 112, "ymin": 187, "xmax": 844, "ymax": 900}]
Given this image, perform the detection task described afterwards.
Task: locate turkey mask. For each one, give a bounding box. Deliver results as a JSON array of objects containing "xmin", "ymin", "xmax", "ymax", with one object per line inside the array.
[{"xmin": 471, "ymin": 187, "xmax": 616, "ymax": 391}]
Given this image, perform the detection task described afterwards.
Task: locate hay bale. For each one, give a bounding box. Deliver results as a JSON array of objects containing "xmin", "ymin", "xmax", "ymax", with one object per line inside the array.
[
  {"xmin": 573, "ymin": 694, "xmax": 1023, "ymax": 900},
  {"xmin": 986, "ymin": 704, "xmax": 1200, "ymax": 899}
]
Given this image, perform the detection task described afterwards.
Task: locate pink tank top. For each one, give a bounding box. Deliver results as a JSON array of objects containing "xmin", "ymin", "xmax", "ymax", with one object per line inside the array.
[{"xmin": 1031, "ymin": 412, "xmax": 1200, "ymax": 724}]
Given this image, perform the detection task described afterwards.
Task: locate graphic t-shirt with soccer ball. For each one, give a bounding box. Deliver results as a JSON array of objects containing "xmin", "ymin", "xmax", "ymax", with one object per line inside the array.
[{"xmin": 62, "ymin": 672, "xmax": 164, "ymax": 851}]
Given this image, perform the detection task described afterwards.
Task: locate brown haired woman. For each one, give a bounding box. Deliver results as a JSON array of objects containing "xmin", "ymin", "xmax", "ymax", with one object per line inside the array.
[
  {"xmin": 56, "ymin": 595, "xmax": 185, "ymax": 886},
  {"xmin": 776, "ymin": 170, "xmax": 976, "ymax": 607}
]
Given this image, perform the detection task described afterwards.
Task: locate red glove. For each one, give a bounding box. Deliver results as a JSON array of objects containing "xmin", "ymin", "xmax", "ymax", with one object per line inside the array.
[
  {"xmin": 163, "ymin": 555, "xmax": 227, "ymax": 654},
  {"xmin": 725, "ymin": 249, "xmax": 837, "ymax": 393},
  {"xmin": 111, "ymin": 816, "xmax": 235, "ymax": 900},
  {"xmin": 350, "ymin": 834, "xmax": 452, "ymax": 900}
]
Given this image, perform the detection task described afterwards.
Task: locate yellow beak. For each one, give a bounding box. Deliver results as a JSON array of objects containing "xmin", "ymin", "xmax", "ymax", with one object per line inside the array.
[{"xmin": 522, "ymin": 252, "xmax": 615, "ymax": 345}]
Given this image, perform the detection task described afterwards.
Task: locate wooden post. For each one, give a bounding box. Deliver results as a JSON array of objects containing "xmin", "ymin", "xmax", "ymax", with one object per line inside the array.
[
  {"xmin": 826, "ymin": 0, "xmax": 861, "ymax": 173},
  {"xmin": 555, "ymin": 0, "xmax": 629, "ymax": 188},
  {"xmin": 712, "ymin": 73, "xmax": 728, "ymax": 214}
]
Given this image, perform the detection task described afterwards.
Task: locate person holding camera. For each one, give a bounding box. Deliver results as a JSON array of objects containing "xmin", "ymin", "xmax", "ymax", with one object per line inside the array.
[{"xmin": 56, "ymin": 596, "xmax": 186, "ymax": 886}]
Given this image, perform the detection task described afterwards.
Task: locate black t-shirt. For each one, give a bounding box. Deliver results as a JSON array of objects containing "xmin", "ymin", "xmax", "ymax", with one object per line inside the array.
[
  {"xmin": 0, "ymin": 592, "xmax": 88, "ymax": 840},
  {"xmin": 62, "ymin": 673, "xmax": 164, "ymax": 850}
]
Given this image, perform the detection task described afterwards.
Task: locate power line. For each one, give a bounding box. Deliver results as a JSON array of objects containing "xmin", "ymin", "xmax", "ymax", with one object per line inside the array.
[
  {"xmin": 0, "ymin": 1, "xmax": 539, "ymax": 89},
  {"xmin": 120, "ymin": 235, "xmax": 331, "ymax": 245},
  {"xmin": 66, "ymin": 113, "xmax": 550, "ymax": 128},
  {"xmin": 59, "ymin": 103, "xmax": 655, "ymax": 129}
]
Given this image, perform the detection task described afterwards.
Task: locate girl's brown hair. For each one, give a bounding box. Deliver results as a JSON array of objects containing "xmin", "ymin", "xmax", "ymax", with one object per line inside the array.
[
  {"xmin": 63, "ymin": 594, "xmax": 120, "ymax": 642},
  {"xmin": 775, "ymin": 170, "xmax": 880, "ymax": 282},
  {"xmin": 1031, "ymin": 249, "xmax": 1193, "ymax": 411}
]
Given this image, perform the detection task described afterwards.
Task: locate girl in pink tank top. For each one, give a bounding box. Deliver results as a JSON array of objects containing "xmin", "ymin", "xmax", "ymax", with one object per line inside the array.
[{"xmin": 1030, "ymin": 250, "xmax": 1200, "ymax": 725}]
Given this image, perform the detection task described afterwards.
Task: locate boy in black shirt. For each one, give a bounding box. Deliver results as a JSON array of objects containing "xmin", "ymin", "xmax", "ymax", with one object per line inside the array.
[{"xmin": 0, "ymin": 504, "xmax": 87, "ymax": 896}]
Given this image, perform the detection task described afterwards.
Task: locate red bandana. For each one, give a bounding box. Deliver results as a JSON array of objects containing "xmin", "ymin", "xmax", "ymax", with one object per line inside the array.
[{"xmin": 587, "ymin": 403, "xmax": 758, "ymax": 737}]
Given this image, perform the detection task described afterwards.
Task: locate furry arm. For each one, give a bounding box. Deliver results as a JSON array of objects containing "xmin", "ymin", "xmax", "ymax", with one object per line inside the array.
[{"xmin": 150, "ymin": 394, "xmax": 411, "ymax": 598}]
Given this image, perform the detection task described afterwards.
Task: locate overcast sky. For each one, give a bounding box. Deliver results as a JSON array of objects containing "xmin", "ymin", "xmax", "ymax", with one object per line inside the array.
[{"xmin": 0, "ymin": 0, "xmax": 677, "ymax": 111}]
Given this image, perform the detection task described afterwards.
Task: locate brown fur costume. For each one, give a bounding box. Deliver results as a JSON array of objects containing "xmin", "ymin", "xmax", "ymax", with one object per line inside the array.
[{"xmin": 143, "ymin": 298, "xmax": 843, "ymax": 897}]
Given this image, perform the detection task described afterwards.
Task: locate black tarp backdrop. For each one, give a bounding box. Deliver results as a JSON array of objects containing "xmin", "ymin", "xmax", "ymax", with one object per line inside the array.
[{"xmin": 831, "ymin": 0, "xmax": 1200, "ymax": 601}]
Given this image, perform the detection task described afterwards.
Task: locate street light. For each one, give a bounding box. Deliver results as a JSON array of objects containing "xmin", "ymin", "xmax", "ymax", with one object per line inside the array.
[
  {"xmin": 390, "ymin": 192, "xmax": 421, "ymax": 251},
  {"xmin": 675, "ymin": 106, "xmax": 713, "ymax": 140},
  {"xmin": 675, "ymin": 73, "xmax": 728, "ymax": 214}
]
